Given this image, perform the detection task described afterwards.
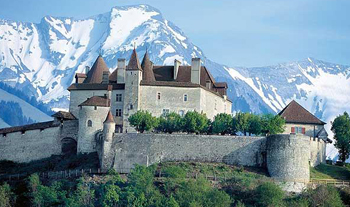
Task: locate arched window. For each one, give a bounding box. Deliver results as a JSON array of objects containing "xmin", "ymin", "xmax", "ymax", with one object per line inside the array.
[
  {"xmin": 87, "ymin": 120, "xmax": 92, "ymax": 127},
  {"xmin": 184, "ymin": 94, "xmax": 188, "ymax": 102}
]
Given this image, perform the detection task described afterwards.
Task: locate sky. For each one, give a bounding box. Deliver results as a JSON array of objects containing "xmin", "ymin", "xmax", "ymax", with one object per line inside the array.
[{"xmin": 0, "ymin": 0, "xmax": 349, "ymax": 67}]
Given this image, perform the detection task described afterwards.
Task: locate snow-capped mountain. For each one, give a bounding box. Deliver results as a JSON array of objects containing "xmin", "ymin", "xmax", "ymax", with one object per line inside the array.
[{"xmin": 0, "ymin": 4, "xmax": 349, "ymax": 159}]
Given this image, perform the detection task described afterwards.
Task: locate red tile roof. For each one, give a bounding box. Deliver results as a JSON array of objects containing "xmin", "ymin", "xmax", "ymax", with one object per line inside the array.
[{"xmin": 278, "ymin": 100, "xmax": 326, "ymax": 125}]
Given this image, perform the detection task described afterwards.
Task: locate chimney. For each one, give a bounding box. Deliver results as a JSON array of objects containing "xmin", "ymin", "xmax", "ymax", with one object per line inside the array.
[
  {"xmin": 174, "ymin": 59, "xmax": 181, "ymax": 80},
  {"xmin": 75, "ymin": 73, "xmax": 87, "ymax": 83},
  {"xmin": 102, "ymin": 71, "xmax": 109, "ymax": 84},
  {"xmin": 191, "ymin": 58, "xmax": 201, "ymax": 84},
  {"xmin": 117, "ymin": 58, "xmax": 126, "ymax": 83},
  {"xmin": 85, "ymin": 66, "xmax": 90, "ymax": 74}
]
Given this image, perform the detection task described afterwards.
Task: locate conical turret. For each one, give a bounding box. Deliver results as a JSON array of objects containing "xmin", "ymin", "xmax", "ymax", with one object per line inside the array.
[{"xmin": 141, "ymin": 50, "xmax": 156, "ymax": 81}]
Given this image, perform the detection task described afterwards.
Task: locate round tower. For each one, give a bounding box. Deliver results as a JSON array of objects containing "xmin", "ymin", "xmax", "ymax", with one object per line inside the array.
[
  {"xmin": 266, "ymin": 134, "xmax": 310, "ymax": 183},
  {"xmin": 103, "ymin": 111, "xmax": 115, "ymax": 141},
  {"xmin": 101, "ymin": 111, "xmax": 115, "ymax": 171},
  {"xmin": 77, "ymin": 96, "xmax": 110, "ymax": 154}
]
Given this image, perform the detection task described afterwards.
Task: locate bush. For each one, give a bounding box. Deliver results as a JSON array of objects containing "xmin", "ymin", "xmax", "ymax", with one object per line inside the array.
[
  {"xmin": 212, "ymin": 113, "xmax": 232, "ymax": 135},
  {"xmin": 0, "ymin": 183, "xmax": 14, "ymax": 207},
  {"xmin": 183, "ymin": 111, "xmax": 210, "ymax": 134},
  {"xmin": 164, "ymin": 166, "xmax": 187, "ymax": 179},
  {"xmin": 305, "ymin": 185, "xmax": 344, "ymax": 207},
  {"xmin": 174, "ymin": 177, "xmax": 231, "ymax": 207},
  {"xmin": 128, "ymin": 110, "xmax": 158, "ymax": 133},
  {"xmin": 123, "ymin": 165, "xmax": 164, "ymax": 206},
  {"xmin": 254, "ymin": 182, "xmax": 285, "ymax": 207}
]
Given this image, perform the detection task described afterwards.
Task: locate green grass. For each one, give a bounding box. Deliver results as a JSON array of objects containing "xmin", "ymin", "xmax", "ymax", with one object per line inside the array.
[
  {"xmin": 310, "ymin": 164, "xmax": 350, "ymax": 180},
  {"xmin": 157, "ymin": 162, "xmax": 269, "ymax": 180}
]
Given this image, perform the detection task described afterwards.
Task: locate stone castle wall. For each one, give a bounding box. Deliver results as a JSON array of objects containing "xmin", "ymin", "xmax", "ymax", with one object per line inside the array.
[
  {"xmin": 0, "ymin": 120, "xmax": 78, "ymax": 163},
  {"xmin": 107, "ymin": 134, "xmax": 266, "ymax": 173}
]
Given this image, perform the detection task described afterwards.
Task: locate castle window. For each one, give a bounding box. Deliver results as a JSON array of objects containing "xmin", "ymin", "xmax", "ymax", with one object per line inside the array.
[
  {"xmin": 116, "ymin": 94, "xmax": 122, "ymax": 102},
  {"xmin": 116, "ymin": 109, "xmax": 122, "ymax": 117},
  {"xmin": 184, "ymin": 94, "xmax": 188, "ymax": 102},
  {"xmin": 293, "ymin": 127, "xmax": 305, "ymax": 134},
  {"xmin": 157, "ymin": 92, "xmax": 161, "ymax": 100},
  {"xmin": 94, "ymin": 106, "xmax": 97, "ymax": 110},
  {"xmin": 87, "ymin": 120, "xmax": 93, "ymax": 127},
  {"xmin": 162, "ymin": 109, "xmax": 170, "ymax": 116},
  {"xmin": 179, "ymin": 110, "xmax": 185, "ymax": 117},
  {"xmin": 130, "ymin": 104, "xmax": 134, "ymax": 110}
]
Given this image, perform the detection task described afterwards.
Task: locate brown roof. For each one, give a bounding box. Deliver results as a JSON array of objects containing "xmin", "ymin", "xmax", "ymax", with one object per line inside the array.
[
  {"xmin": 0, "ymin": 121, "xmax": 59, "ymax": 134},
  {"xmin": 109, "ymin": 68, "xmax": 118, "ymax": 82},
  {"xmin": 52, "ymin": 111, "xmax": 77, "ymax": 120},
  {"xmin": 84, "ymin": 55, "xmax": 110, "ymax": 83},
  {"xmin": 68, "ymin": 83, "xmax": 125, "ymax": 91},
  {"xmin": 278, "ymin": 100, "xmax": 326, "ymax": 125},
  {"xmin": 141, "ymin": 50, "xmax": 156, "ymax": 81},
  {"xmin": 79, "ymin": 96, "xmax": 110, "ymax": 107},
  {"xmin": 127, "ymin": 49, "xmax": 142, "ymax": 70},
  {"xmin": 104, "ymin": 111, "xmax": 115, "ymax": 123}
]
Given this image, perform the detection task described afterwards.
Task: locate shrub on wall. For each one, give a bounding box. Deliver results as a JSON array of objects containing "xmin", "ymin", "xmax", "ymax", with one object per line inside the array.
[{"xmin": 128, "ymin": 111, "xmax": 158, "ymax": 133}]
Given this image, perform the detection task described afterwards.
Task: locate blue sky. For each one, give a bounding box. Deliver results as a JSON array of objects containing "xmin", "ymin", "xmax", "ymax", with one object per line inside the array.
[{"xmin": 0, "ymin": 0, "xmax": 349, "ymax": 67}]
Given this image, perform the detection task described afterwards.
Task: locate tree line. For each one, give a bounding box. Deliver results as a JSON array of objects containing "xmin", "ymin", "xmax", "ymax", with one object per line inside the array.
[{"xmin": 128, "ymin": 111, "xmax": 285, "ymax": 136}]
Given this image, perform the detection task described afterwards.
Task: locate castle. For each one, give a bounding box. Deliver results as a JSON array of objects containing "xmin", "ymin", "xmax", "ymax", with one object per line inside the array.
[{"xmin": 0, "ymin": 49, "xmax": 331, "ymax": 188}]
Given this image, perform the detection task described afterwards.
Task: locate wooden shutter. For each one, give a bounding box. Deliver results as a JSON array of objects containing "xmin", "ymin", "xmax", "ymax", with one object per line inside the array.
[
  {"xmin": 291, "ymin": 127, "xmax": 295, "ymax": 133},
  {"xmin": 302, "ymin": 127, "xmax": 306, "ymax": 134}
]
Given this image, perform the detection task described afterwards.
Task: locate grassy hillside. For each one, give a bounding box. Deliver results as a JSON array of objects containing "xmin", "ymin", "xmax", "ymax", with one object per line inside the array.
[
  {"xmin": 1, "ymin": 161, "xmax": 349, "ymax": 207},
  {"xmin": 310, "ymin": 164, "xmax": 350, "ymax": 180}
]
